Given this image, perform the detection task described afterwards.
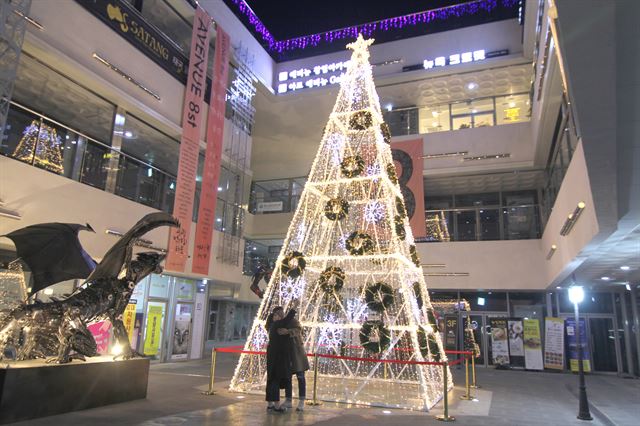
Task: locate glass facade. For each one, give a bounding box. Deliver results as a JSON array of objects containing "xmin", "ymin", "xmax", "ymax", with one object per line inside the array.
[
  {"xmin": 384, "ymin": 93, "xmax": 530, "ymax": 136},
  {"xmin": 249, "ymin": 176, "xmax": 308, "ymax": 214}
]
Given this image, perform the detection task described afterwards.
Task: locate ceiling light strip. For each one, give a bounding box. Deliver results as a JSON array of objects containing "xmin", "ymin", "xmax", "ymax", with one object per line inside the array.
[
  {"xmin": 559, "ymin": 202, "xmax": 586, "ymax": 236},
  {"xmin": 463, "ymin": 153, "xmax": 511, "ymax": 161},
  {"xmin": 424, "ymin": 272, "xmax": 470, "ymax": 277},
  {"xmin": 422, "ymin": 151, "xmax": 468, "ymax": 159},
  {"xmin": 92, "ymin": 53, "xmax": 161, "ymax": 101},
  {"xmin": 421, "ymin": 264, "xmax": 446, "ymax": 268},
  {"xmin": 546, "ymin": 244, "xmax": 557, "ymax": 260},
  {"xmin": 228, "ymin": 0, "xmax": 519, "ymax": 53},
  {"xmin": 13, "ymin": 10, "xmax": 44, "ymax": 30}
]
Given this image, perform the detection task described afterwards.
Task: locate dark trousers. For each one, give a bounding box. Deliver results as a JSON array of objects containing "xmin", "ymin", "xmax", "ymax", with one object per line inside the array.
[
  {"xmin": 266, "ymin": 377, "xmax": 292, "ymax": 402},
  {"xmin": 285, "ymin": 372, "xmax": 306, "ymax": 400}
]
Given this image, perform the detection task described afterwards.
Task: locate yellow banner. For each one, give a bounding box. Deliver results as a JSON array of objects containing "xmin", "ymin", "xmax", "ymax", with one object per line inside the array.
[
  {"xmin": 123, "ymin": 303, "xmax": 136, "ymax": 343},
  {"xmin": 143, "ymin": 305, "xmax": 164, "ymax": 356}
]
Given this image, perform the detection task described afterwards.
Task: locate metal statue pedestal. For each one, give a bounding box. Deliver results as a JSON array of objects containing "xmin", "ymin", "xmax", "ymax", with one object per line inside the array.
[{"xmin": 0, "ymin": 356, "xmax": 149, "ymax": 424}]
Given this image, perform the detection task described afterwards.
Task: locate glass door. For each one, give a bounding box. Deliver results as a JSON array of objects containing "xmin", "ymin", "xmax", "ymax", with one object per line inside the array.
[{"xmin": 588, "ymin": 317, "xmax": 617, "ymax": 372}]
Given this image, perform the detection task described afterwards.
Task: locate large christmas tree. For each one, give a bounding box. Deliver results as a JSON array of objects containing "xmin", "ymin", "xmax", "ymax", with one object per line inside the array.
[
  {"xmin": 231, "ymin": 35, "xmax": 450, "ymax": 410},
  {"xmin": 12, "ymin": 120, "xmax": 64, "ymax": 174}
]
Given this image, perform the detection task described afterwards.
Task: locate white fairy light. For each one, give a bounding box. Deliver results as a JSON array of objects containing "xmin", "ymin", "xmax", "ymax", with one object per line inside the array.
[
  {"xmin": 231, "ymin": 34, "xmax": 449, "ymax": 411},
  {"xmin": 364, "ymin": 200, "xmax": 385, "ymax": 223}
]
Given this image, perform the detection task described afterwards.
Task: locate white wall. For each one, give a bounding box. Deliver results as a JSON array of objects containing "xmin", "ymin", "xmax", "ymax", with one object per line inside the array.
[{"xmin": 417, "ymin": 239, "xmax": 545, "ymax": 290}]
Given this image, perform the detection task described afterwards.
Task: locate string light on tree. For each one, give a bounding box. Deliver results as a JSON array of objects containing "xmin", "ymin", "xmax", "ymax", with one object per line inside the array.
[
  {"xmin": 279, "ymin": 277, "xmax": 306, "ymax": 304},
  {"xmin": 231, "ymin": 34, "xmax": 449, "ymax": 411},
  {"xmin": 12, "ymin": 121, "xmax": 64, "ymax": 174}
]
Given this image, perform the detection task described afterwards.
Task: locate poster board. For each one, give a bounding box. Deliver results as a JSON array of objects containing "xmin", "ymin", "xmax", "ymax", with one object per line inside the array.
[
  {"xmin": 566, "ymin": 317, "xmax": 591, "ymax": 373},
  {"xmin": 490, "ymin": 318, "xmax": 510, "ymax": 365},
  {"xmin": 544, "ymin": 317, "xmax": 565, "ymax": 370},
  {"xmin": 523, "ymin": 319, "xmax": 544, "ymax": 370},
  {"xmin": 507, "ymin": 318, "xmax": 525, "ymax": 367}
]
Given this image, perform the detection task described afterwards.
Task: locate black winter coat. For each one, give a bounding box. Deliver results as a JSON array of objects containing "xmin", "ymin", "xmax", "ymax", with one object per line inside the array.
[{"xmin": 266, "ymin": 309, "xmax": 295, "ymax": 382}]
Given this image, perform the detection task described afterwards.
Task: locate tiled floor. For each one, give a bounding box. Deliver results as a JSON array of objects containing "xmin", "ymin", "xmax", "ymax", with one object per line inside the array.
[{"xmin": 8, "ymin": 351, "xmax": 639, "ymax": 425}]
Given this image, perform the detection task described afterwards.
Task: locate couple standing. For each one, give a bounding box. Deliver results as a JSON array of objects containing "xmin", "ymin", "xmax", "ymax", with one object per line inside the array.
[{"xmin": 265, "ymin": 306, "xmax": 309, "ymax": 412}]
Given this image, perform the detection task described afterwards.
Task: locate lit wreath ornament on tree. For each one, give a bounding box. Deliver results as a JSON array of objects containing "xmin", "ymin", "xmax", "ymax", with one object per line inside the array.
[
  {"xmin": 380, "ymin": 122, "xmax": 391, "ymax": 144},
  {"xmin": 345, "ymin": 231, "xmax": 375, "ymax": 256},
  {"xmin": 341, "ymin": 155, "xmax": 365, "ymax": 178},
  {"xmin": 324, "ymin": 198, "xmax": 350, "ymax": 221},
  {"xmin": 364, "ymin": 282, "xmax": 395, "ymax": 312},
  {"xmin": 281, "ymin": 251, "xmax": 306, "ymax": 278},
  {"xmin": 394, "ymin": 215, "xmax": 406, "ymax": 240},
  {"xmin": 387, "ymin": 163, "xmax": 399, "ymax": 184},
  {"xmin": 349, "ymin": 110, "xmax": 373, "ymax": 130},
  {"xmin": 319, "ymin": 266, "xmax": 345, "ymax": 293},
  {"xmin": 360, "ymin": 320, "xmax": 391, "ymax": 353},
  {"xmin": 417, "ymin": 326, "xmax": 442, "ymax": 362}
]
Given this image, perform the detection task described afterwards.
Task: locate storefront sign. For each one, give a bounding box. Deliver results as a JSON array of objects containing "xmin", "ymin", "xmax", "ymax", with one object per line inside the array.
[
  {"xmin": 490, "ymin": 318, "xmax": 510, "ymax": 365},
  {"xmin": 143, "ymin": 304, "xmax": 164, "ymax": 356},
  {"xmin": 277, "ymin": 60, "xmax": 351, "ymax": 93},
  {"xmin": 566, "ymin": 317, "xmax": 591, "ymax": 373},
  {"xmin": 257, "ymin": 201, "xmax": 284, "ymax": 213},
  {"xmin": 507, "ymin": 318, "xmax": 525, "ymax": 367},
  {"xmin": 77, "ymin": 0, "xmax": 187, "ymax": 82},
  {"xmin": 88, "ymin": 320, "xmax": 112, "ymax": 355},
  {"xmin": 391, "ymin": 139, "xmax": 426, "ymax": 237},
  {"xmin": 444, "ymin": 315, "xmax": 458, "ymax": 350},
  {"xmin": 544, "ymin": 317, "xmax": 565, "ymax": 370},
  {"xmin": 123, "ymin": 303, "xmax": 136, "ymax": 345},
  {"xmin": 523, "ymin": 318, "xmax": 543, "ymax": 370},
  {"xmin": 166, "ymin": 6, "xmax": 212, "ymax": 272},
  {"xmin": 193, "ymin": 25, "xmax": 231, "ymax": 275}
]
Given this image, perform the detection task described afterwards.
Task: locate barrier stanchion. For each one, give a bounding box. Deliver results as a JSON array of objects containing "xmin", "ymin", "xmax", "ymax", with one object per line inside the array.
[
  {"xmin": 201, "ymin": 348, "xmax": 217, "ymax": 395},
  {"xmin": 470, "ymin": 354, "xmax": 480, "ymax": 389},
  {"xmin": 436, "ymin": 361, "xmax": 455, "ymax": 422},
  {"xmin": 459, "ymin": 354, "xmax": 474, "ymax": 401},
  {"xmin": 307, "ymin": 353, "xmax": 322, "ymax": 406}
]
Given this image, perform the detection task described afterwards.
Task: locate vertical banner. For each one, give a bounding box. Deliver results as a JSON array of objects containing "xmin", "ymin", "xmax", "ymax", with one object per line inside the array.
[
  {"xmin": 192, "ymin": 26, "xmax": 231, "ymax": 275},
  {"xmin": 566, "ymin": 318, "xmax": 591, "ymax": 372},
  {"xmin": 523, "ymin": 319, "xmax": 544, "ymax": 370},
  {"xmin": 507, "ymin": 318, "xmax": 525, "ymax": 367},
  {"xmin": 489, "ymin": 318, "xmax": 510, "ymax": 365},
  {"xmin": 444, "ymin": 315, "xmax": 458, "ymax": 350},
  {"xmin": 391, "ymin": 138, "xmax": 426, "ymax": 237},
  {"xmin": 544, "ymin": 317, "xmax": 565, "ymax": 370},
  {"xmin": 123, "ymin": 302, "xmax": 137, "ymax": 346},
  {"xmin": 144, "ymin": 304, "xmax": 164, "ymax": 356},
  {"xmin": 171, "ymin": 304, "xmax": 193, "ymax": 360},
  {"xmin": 165, "ymin": 7, "xmax": 212, "ymax": 272}
]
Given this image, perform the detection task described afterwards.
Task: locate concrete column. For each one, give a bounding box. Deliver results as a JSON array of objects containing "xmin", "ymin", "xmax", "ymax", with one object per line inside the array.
[
  {"xmin": 104, "ymin": 107, "xmax": 126, "ymax": 194},
  {"xmin": 618, "ymin": 292, "xmax": 634, "ymax": 376},
  {"xmin": 630, "ymin": 286, "xmax": 640, "ymax": 376}
]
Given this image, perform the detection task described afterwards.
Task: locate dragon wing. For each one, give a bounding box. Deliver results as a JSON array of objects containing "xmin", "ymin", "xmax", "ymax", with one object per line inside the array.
[
  {"xmin": 86, "ymin": 212, "xmax": 178, "ymax": 282},
  {"xmin": 3, "ymin": 223, "xmax": 97, "ymax": 294}
]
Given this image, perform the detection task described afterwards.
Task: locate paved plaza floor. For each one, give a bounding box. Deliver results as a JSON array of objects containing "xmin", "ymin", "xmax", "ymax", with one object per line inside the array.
[{"xmin": 9, "ymin": 350, "xmax": 639, "ymax": 426}]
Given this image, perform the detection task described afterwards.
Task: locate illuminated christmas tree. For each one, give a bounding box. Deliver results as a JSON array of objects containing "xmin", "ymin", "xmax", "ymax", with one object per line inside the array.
[
  {"xmin": 231, "ymin": 35, "xmax": 450, "ymax": 410},
  {"xmin": 12, "ymin": 120, "xmax": 64, "ymax": 174}
]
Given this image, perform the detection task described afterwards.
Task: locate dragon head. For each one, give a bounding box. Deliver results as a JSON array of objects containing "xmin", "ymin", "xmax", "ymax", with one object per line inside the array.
[{"xmin": 128, "ymin": 252, "xmax": 166, "ymax": 283}]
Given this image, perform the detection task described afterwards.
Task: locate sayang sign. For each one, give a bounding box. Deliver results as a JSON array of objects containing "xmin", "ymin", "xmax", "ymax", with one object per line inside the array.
[
  {"xmin": 78, "ymin": 0, "xmax": 188, "ymax": 82},
  {"xmin": 165, "ymin": 7, "xmax": 212, "ymax": 272}
]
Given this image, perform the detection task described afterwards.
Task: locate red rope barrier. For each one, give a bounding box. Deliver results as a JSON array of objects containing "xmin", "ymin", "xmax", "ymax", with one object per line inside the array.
[{"xmin": 215, "ymin": 345, "xmax": 470, "ymax": 367}]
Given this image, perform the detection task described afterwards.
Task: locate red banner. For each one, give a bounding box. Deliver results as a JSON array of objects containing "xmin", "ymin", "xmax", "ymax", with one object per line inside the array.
[
  {"xmin": 192, "ymin": 27, "xmax": 231, "ymax": 275},
  {"xmin": 165, "ymin": 7, "xmax": 212, "ymax": 272},
  {"xmin": 391, "ymin": 138, "xmax": 426, "ymax": 238}
]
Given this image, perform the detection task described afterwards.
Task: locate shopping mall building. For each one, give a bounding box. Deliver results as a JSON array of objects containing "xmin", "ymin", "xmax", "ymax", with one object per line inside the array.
[{"xmin": 0, "ymin": 0, "xmax": 638, "ymax": 376}]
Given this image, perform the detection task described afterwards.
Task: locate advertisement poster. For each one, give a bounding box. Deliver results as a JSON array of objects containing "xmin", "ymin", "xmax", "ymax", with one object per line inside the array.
[
  {"xmin": 444, "ymin": 315, "xmax": 458, "ymax": 350},
  {"xmin": 490, "ymin": 318, "xmax": 510, "ymax": 365},
  {"xmin": 192, "ymin": 25, "xmax": 231, "ymax": 274},
  {"xmin": 507, "ymin": 319, "xmax": 525, "ymax": 367},
  {"xmin": 88, "ymin": 320, "xmax": 112, "ymax": 355},
  {"xmin": 566, "ymin": 318, "xmax": 591, "ymax": 373},
  {"xmin": 123, "ymin": 303, "xmax": 137, "ymax": 346},
  {"xmin": 390, "ymin": 138, "xmax": 426, "ymax": 237},
  {"xmin": 171, "ymin": 305, "xmax": 192, "ymax": 360},
  {"xmin": 544, "ymin": 317, "xmax": 565, "ymax": 370},
  {"xmin": 166, "ymin": 6, "xmax": 212, "ymax": 272},
  {"xmin": 144, "ymin": 305, "xmax": 164, "ymax": 356},
  {"xmin": 523, "ymin": 319, "xmax": 544, "ymax": 370}
]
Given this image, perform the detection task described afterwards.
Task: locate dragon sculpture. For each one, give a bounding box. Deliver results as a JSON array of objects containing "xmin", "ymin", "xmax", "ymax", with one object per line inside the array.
[{"xmin": 0, "ymin": 212, "xmax": 178, "ymax": 363}]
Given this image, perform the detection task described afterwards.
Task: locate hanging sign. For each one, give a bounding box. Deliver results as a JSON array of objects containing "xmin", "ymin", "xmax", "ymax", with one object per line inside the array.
[
  {"xmin": 143, "ymin": 305, "xmax": 164, "ymax": 356},
  {"xmin": 192, "ymin": 25, "xmax": 231, "ymax": 275},
  {"xmin": 166, "ymin": 6, "xmax": 212, "ymax": 272},
  {"xmin": 391, "ymin": 138, "xmax": 426, "ymax": 238},
  {"xmin": 544, "ymin": 317, "xmax": 565, "ymax": 370},
  {"xmin": 123, "ymin": 302, "xmax": 137, "ymax": 345},
  {"xmin": 523, "ymin": 319, "xmax": 544, "ymax": 370},
  {"xmin": 489, "ymin": 318, "xmax": 510, "ymax": 366},
  {"xmin": 566, "ymin": 317, "xmax": 591, "ymax": 373},
  {"xmin": 507, "ymin": 318, "xmax": 525, "ymax": 367},
  {"xmin": 444, "ymin": 315, "xmax": 458, "ymax": 350}
]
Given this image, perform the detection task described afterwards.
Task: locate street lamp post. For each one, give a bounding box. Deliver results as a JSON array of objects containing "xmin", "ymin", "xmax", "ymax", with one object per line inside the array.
[{"xmin": 568, "ymin": 286, "xmax": 592, "ymax": 421}]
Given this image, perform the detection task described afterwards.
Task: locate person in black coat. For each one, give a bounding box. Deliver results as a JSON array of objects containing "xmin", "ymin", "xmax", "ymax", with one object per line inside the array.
[{"xmin": 265, "ymin": 306, "xmax": 295, "ymax": 411}]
